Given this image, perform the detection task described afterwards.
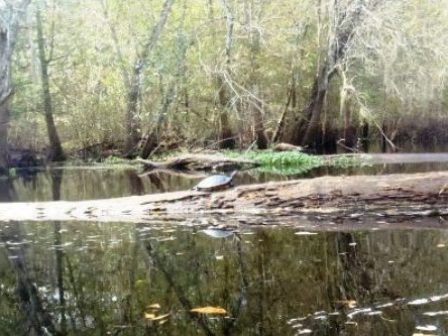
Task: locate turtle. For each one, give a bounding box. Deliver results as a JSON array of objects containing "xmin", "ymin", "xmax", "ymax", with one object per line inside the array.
[{"xmin": 193, "ymin": 170, "xmax": 238, "ymax": 192}]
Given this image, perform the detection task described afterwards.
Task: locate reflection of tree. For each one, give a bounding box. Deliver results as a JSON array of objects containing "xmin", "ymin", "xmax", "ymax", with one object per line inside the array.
[
  {"xmin": 64, "ymin": 255, "xmax": 88, "ymax": 329},
  {"xmin": 50, "ymin": 169, "xmax": 67, "ymax": 333},
  {"xmin": 147, "ymin": 173, "xmax": 166, "ymax": 193},
  {"xmin": 0, "ymin": 178, "xmax": 16, "ymax": 201},
  {"xmin": 222, "ymin": 236, "xmax": 248, "ymax": 336},
  {"xmin": 137, "ymin": 226, "xmax": 248, "ymax": 336},
  {"xmin": 0, "ymin": 180, "xmax": 58, "ymax": 333},
  {"xmin": 336, "ymin": 232, "xmax": 372, "ymax": 300},
  {"xmin": 1, "ymin": 222, "xmax": 59, "ymax": 335},
  {"xmin": 143, "ymin": 239, "xmax": 215, "ymax": 336},
  {"xmin": 127, "ymin": 170, "xmax": 145, "ymax": 195}
]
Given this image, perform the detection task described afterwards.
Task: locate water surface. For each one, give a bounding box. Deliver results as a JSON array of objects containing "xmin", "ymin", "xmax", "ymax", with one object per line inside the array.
[
  {"xmin": 1, "ymin": 220, "xmax": 448, "ymax": 335},
  {"xmin": 1, "ymin": 162, "xmax": 447, "ymax": 334},
  {"xmin": 3, "ymin": 159, "xmax": 448, "ymax": 202}
]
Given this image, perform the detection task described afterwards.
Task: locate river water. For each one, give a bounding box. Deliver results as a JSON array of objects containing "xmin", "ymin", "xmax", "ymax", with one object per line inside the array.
[{"xmin": 0, "ymin": 162, "xmax": 448, "ymax": 335}]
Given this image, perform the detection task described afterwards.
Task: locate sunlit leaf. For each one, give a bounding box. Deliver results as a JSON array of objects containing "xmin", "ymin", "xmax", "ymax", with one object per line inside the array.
[
  {"xmin": 294, "ymin": 231, "xmax": 318, "ymax": 236},
  {"xmin": 144, "ymin": 313, "xmax": 170, "ymax": 321},
  {"xmin": 415, "ymin": 324, "xmax": 437, "ymax": 331},
  {"xmin": 335, "ymin": 300, "xmax": 357, "ymax": 308},
  {"xmin": 190, "ymin": 306, "xmax": 227, "ymax": 315},
  {"xmin": 147, "ymin": 303, "xmax": 161, "ymax": 310}
]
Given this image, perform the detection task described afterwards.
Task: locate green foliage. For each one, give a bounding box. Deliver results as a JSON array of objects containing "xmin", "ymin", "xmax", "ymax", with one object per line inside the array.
[
  {"xmin": 8, "ymin": 0, "xmax": 448, "ymax": 153},
  {"xmin": 226, "ymin": 150, "xmax": 323, "ymax": 175},
  {"xmin": 325, "ymin": 155, "xmax": 364, "ymax": 169},
  {"xmin": 227, "ymin": 150, "xmax": 365, "ymax": 175}
]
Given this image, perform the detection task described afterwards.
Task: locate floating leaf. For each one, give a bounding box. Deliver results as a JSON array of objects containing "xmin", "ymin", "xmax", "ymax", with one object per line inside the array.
[
  {"xmin": 147, "ymin": 303, "xmax": 161, "ymax": 310},
  {"xmin": 294, "ymin": 231, "xmax": 318, "ymax": 236},
  {"xmin": 415, "ymin": 324, "xmax": 437, "ymax": 331},
  {"xmin": 144, "ymin": 313, "xmax": 170, "ymax": 321},
  {"xmin": 335, "ymin": 300, "xmax": 357, "ymax": 308},
  {"xmin": 144, "ymin": 313, "xmax": 156, "ymax": 319},
  {"xmin": 190, "ymin": 306, "xmax": 227, "ymax": 315}
]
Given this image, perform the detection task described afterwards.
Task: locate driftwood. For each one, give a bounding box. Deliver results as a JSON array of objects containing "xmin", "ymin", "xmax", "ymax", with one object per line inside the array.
[
  {"xmin": 137, "ymin": 154, "xmax": 259, "ymax": 172},
  {"xmin": 0, "ymin": 171, "xmax": 447, "ymax": 226},
  {"xmin": 272, "ymin": 143, "xmax": 304, "ymax": 152}
]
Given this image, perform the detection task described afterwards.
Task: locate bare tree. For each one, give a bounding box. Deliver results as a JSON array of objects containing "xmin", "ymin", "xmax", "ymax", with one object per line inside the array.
[
  {"xmin": 215, "ymin": 0, "xmax": 236, "ymax": 149},
  {"xmin": 102, "ymin": 0, "xmax": 175, "ymax": 156},
  {"xmin": 139, "ymin": 4, "xmax": 190, "ymax": 159},
  {"xmin": 244, "ymin": 0, "xmax": 268, "ymax": 149},
  {"xmin": 0, "ymin": 0, "xmax": 32, "ymax": 174},
  {"xmin": 288, "ymin": 0, "xmax": 383, "ymax": 148}
]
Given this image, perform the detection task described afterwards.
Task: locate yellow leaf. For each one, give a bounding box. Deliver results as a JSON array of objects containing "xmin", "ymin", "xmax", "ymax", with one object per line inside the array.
[
  {"xmin": 335, "ymin": 300, "xmax": 357, "ymax": 308},
  {"xmin": 144, "ymin": 313, "xmax": 156, "ymax": 319},
  {"xmin": 147, "ymin": 303, "xmax": 161, "ymax": 310},
  {"xmin": 190, "ymin": 306, "xmax": 227, "ymax": 315},
  {"xmin": 144, "ymin": 313, "xmax": 170, "ymax": 321}
]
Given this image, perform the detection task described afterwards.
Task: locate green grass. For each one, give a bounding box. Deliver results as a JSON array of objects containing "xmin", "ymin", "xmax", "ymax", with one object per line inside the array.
[
  {"xmin": 225, "ymin": 150, "xmax": 365, "ymax": 175},
  {"xmin": 324, "ymin": 154, "xmax": 363, "ymax": 169},
  {"xmin": 225, "ymin": 150, "xmax": 324, "ymax": 175}
]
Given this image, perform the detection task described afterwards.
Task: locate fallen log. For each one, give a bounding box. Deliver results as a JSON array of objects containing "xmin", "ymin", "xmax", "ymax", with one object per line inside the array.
[
  {"xmin": 0, "ymin": 171, "xmax": 447, "ymax": 225},
  {"xmin": 272, "ymin": 143, "xmax": 304, "ymax": 152},
  {"xmin": 138, "ymin": 154, "xmax": 259, "ymax": 172}
]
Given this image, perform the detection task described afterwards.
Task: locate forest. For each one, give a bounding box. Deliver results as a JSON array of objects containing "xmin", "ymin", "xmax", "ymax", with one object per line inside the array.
[
  {"xmin": 1, "ymin": 0, "xmax": 448, "ymax": 172},
  {"xmin": 2, "ymin": 2, "xmax": 448, "ymax": 335}
]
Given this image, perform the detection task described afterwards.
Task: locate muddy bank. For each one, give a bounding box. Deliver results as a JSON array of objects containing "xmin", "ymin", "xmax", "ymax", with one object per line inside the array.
[{"xmin": 0, "ymin": 171, "xmax": 446, "ymax": 224}]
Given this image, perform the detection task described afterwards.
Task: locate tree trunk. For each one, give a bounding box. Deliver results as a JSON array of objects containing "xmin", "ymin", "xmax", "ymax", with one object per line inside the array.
[
  {"xmin": 251, "ymin": 86, "xmax": 268, "ymax": 149},
  {"xmin": 215, "ymin": 75, "xmax": 235, "ymax": 149},
  {"xmin": 360, "ymin": 121, "xmax": 369, "ymax": 152},
  {"xmin": 0, "ymin": 0, "xmax": 32, "ymax": 174},
  {"xmin": 245, "ymin": 3, "xmax": 268, "ymax": 150},
  {"xmin": 0, "ymin": 98, "xmax": 10, "ymax": 175},
  {"xmin": 216, "ymin": 0, "xmax": 236, "ymax": 149},
  {"xmin": 289, "ymin": 64, "xmax": 330, "ymax": 147},
  {"xmin": 36, "ymin": 8, "xmax": 65, "ymax": 162},
  {"xmin": 139, "ymin": 24, "xmax": 189, "ymax": 159},
  {"xmin": 124, "ymin": 66, "xmax": 144, "ymax": 154},
  {"xmin": 0, "ymin": 19, "xmax": 12, "ymax": 175},
  {"xmin": 140, "ymin": 84, "xmax": 176, "ymax": 158},
  {"xmin": 288, "ymin": 0, "xmax": 370, "ymax": 148},
  {"xmin": 272, "ymin": 71, "xmax": 297, "ymax": 143},
  {"xmin": 342, "ymin": 95, "xmax": 357, "ymax": 151},
  {"xmin": 124, "ymin": 0, "xmax": 175, "ymax": 154}
]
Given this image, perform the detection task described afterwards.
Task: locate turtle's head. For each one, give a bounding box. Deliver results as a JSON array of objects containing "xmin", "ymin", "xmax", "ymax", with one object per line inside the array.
[{"xmin": 230, "ymin": 170, "xmax": 238, "ymax": 179}]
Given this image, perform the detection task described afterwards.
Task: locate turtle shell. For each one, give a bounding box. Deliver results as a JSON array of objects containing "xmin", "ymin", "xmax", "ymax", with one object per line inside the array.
[
  {"xmin": 194, "ymin": 174, "xmax": 233, "ymax": 191},
  {"xmin": 201, "ymin": 229, "xmax": 234, "ymax": 239}
]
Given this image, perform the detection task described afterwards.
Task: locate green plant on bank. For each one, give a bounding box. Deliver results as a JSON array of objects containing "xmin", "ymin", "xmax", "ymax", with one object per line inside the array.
[
  {"xmin": 324, "ymin": 155, "xmax": 364, "ymax": 169},
  {"xmin": 227, "ymin": 150, "xmax": 364, "ymax": 175},
  {"xmin": 226, "ymin": 150, "xmax": 323, "ymax": 175}
]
